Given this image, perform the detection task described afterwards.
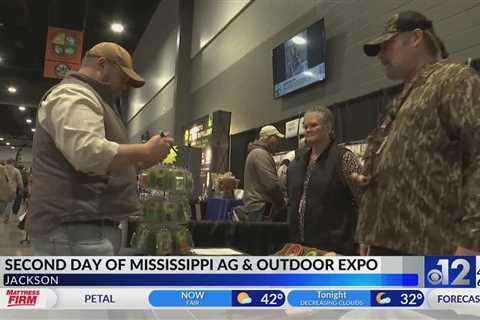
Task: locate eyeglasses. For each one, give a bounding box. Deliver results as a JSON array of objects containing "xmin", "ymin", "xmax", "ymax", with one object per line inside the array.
[{"xmin": 303, "ymin": 123, "xmax": 322, "ymax": 130}]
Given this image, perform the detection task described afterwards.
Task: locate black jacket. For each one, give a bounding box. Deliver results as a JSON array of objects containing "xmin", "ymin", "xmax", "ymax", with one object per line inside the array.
[{"xmin": 287, "ymin": 143, "xmax": 358, "ymax": 255}]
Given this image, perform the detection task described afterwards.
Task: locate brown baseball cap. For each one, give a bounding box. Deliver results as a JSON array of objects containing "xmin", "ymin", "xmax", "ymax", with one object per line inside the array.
[
  {"xmin": 86, "ymin": 42, "xmax": 145, "ymax": 88},
  {"xmin": 363, "ymin": 11, "xmax": 433, "ymax": 57}
]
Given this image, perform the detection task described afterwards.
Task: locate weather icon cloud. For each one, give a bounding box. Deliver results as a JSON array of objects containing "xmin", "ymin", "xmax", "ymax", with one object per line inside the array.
[
  {"xmin": 375, "ymin": 292, "xmax": 391, "ymax": 305},
  {"xmin": 237, "ymin": 292, "xmax": 252, "ymax": 305}
]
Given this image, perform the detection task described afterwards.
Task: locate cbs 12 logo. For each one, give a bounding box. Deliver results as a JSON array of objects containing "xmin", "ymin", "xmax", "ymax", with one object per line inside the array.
[{"xmin": 425, "ymin": 257, "xmax": 476, "ymax": 288}]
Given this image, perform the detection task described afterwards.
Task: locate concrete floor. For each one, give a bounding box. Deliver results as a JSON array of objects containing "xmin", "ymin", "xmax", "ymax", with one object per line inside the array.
[{"xmin": 0, "ymin": 218, "xmax": 32, "ymax": 256}]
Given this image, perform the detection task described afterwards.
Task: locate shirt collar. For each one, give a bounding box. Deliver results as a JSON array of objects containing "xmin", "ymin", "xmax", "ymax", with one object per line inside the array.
[
  {"xmin": 410, "ymin": 59, "xmax": 448, "ymax": 87},
  {"xmin": 67, "ymin": 71, "xmax": 116, "ymax": 107}
]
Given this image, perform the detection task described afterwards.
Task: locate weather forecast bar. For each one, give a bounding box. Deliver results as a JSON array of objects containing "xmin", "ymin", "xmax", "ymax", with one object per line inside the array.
[{"xmin": 0, "ymin": 289, "xmax": 427, "ymax": 309}]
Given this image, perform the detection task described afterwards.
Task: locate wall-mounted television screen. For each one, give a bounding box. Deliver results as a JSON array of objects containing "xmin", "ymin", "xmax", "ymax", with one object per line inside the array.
[{"xmin": 272, "ymin": 18, "xmax": 326, "ymax": 98}]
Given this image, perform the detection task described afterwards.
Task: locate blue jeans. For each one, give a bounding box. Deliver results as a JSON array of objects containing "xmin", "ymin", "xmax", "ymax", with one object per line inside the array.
[
  {"xmin": 31, "ymin": 223, "xmax": 121, "ymax": 256},
  {"xmin": 2, "ymin": 200, "xmax": 14, "ymax": 223}
]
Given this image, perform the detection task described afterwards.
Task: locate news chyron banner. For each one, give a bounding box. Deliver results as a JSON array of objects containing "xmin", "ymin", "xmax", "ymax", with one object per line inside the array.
[{"xmin": 0, "ymin": 256, "xmax": 479, "ymax": 310}]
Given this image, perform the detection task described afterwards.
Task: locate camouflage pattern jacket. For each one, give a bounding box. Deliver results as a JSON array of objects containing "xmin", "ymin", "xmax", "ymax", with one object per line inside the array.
[{"xmin": 357, "ymin": 60, "xmax": 480, "ymax": 255}]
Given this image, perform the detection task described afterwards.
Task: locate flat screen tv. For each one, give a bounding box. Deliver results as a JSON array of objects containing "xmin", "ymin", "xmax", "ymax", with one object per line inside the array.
[{"xmin": 272, "ymin": 18, "xmax": 326, "ymax": 98}]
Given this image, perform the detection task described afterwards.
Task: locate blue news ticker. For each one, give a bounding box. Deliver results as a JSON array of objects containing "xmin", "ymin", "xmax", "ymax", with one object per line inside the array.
[{"xmin": 3, "ymin": 273, "xmax": 418, "ymax": 287}]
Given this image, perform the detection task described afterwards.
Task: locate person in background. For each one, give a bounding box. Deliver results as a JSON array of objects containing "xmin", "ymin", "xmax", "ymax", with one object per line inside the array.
[
  {"xmin": 19, "ymin": 166, "xmax": 29, "ymax": 202},
  {"xmin": 236, "ymin": 125, "xmax": 286, "ymax": 222},
  {"xmin": 277, "ymin": 158, "xmax": 290, "ymax": 191},
  {"xmin": 355, "ymin": 11, "xmax": 480, "ymax": 256},
  {"xmin": 12, "ymin": 164, "xmax": 27, "ymax": 216},
  {"xmin": 0, "ymin": 161, "xmax": 16, "ymax": 222},
  {"xmin": 3, "ymin": 159, "xmax": 23, "ymax": 223},
  {"xmin": 27, "ymin": 42, "xmax": 173, "ymax": 256},
  {"xmin": 287, "ymin": 106, "xmax": 362, "ymax": 255},
  {"xmin": 17, "ymin": 173, "xmax": 32, "ymax": 231}
]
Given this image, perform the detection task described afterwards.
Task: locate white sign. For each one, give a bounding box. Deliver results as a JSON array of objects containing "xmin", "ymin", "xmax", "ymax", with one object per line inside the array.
[{"xmin": 285, "ymin": 117, "xmax": 304, "ymax": 139}]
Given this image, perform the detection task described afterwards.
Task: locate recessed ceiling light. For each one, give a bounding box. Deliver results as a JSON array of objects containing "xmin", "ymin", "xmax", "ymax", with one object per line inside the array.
[
  {"xmin": 111, "ymin": 23, "xmax": 124, "ymax": 33},
  {"xmin": 11, "ymin": 146, "xmax": 15, "ymax": 150},
  {"xmin": 6, "ymin": 142, "xmax": 10, "ymax": 146},
  {"xmin": 18, "ymin": 106, "xmax": 26, "ymax": 111},
  {"xmin": 0, "ymin": 137, "xmax": 3, "ymax": 141},
  {"xmin": 7, "ymin": 86, "xmax": 17, "ymax": 93},
  {"xmin": 26, "ymin": 119, "xmax": 32, "ymax": 124},
  {"xmin": 31, "ymin": 128, "xmax": 36, "ymax": 133}
]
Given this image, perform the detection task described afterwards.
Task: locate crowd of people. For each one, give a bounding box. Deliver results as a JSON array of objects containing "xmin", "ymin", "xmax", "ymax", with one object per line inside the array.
[
  {"xmin": 6, "ymin": 10, "xmax": 476, "ymax": 257},
  {"xmin": 0, "ymin": 159, "xmax": 29, "ymax": 225},
  {"xmin": 239, "ymin": 11, "xmax": 480, "ymax": 256}
]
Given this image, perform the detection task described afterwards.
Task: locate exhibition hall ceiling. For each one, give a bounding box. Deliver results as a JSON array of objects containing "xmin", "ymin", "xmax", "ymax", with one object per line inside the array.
[{"xmin": 0, "ymin": 0, "xmax": 160, "ymax": 148}]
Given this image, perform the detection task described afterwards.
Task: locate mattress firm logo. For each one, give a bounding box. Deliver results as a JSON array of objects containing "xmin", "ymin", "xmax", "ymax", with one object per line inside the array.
[{"xmin": 6, "ymin": 289, "xmax": 40, "ymax": 307}]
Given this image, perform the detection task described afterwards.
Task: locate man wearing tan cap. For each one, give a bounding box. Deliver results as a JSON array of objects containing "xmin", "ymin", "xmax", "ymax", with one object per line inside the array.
[
  {"xmin": 354, "ymin": 11, "xmax": 480, "ymax": 256},
  {"xmin": 235, "ymin": 125, "xmax": 286, "ymax": 222},
  {"xmin": 28, "ymin": 42, "xmax": 173, "ymax": 256}
]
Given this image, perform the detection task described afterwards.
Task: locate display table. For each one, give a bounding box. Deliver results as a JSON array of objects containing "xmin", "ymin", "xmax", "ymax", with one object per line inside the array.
[
  {"xmin": 188, "ymin": 220, "xmax": 289, "ymax": 255},
  {"xmin": 190, "ymin": 248, "xmax": 243, "ymax": 255},
  {"xmin": 125, "ymin": 215, "xmax": 290, "ymax": 256}
]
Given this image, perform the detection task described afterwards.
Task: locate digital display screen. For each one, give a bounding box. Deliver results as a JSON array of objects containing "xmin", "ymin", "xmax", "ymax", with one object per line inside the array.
[{"xmin": 273, "ymin": 19, "xmax": 326, "ymax": 98}]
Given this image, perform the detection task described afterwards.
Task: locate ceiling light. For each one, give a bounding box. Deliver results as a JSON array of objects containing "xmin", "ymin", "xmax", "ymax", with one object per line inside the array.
[
  {"xmin": 5, "ymin": 142, "xmax": 10, "ymax": 146},
  {"xmin": 18, "ymin": 106, "xmax": 26, "ymax": 111},
  {"xmin": 291, "ymin": 35, "xmax": 307, "ymax": 45},
  {"xmin": 111, "ymin": 23, "xmax": 125, "ymax": 33},
  {"xmin": 31, "ymin": 128, "xmax": 36, "ymax": 133},
  {"xmin": 0, "ymin": 137, "xmax": 3, "ymax": 141},
  {"xmin": 10, "ymin": 146, "xmax": 15, "ymax": 150},
  {"xmin": 7, "ymin": 86, "xmax": 17, "ymax": 93},
  {"xmin": 26, "ymin": 119, "xmax": 32, "ymax": 124},
  {"xmin": 0, "ymin": 56, "xmax": 3, "ymax": 63}
]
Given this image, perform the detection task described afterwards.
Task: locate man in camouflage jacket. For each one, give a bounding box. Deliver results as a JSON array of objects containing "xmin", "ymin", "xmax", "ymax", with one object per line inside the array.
[{"xmin": 355, "ymin": 11, "xmax": 480, "ymax": 255}]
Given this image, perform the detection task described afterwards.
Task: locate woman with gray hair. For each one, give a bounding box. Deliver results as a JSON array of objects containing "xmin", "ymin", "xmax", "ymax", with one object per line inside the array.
[{"xmin": 287, "ymin": 106, "xmax": 362, "ymax": 255}]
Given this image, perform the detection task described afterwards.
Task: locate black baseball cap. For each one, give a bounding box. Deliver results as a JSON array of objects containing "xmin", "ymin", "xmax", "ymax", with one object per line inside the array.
[{"xmin": 363, "ymin": 11, "xmax": 433, "ymax": 57}]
